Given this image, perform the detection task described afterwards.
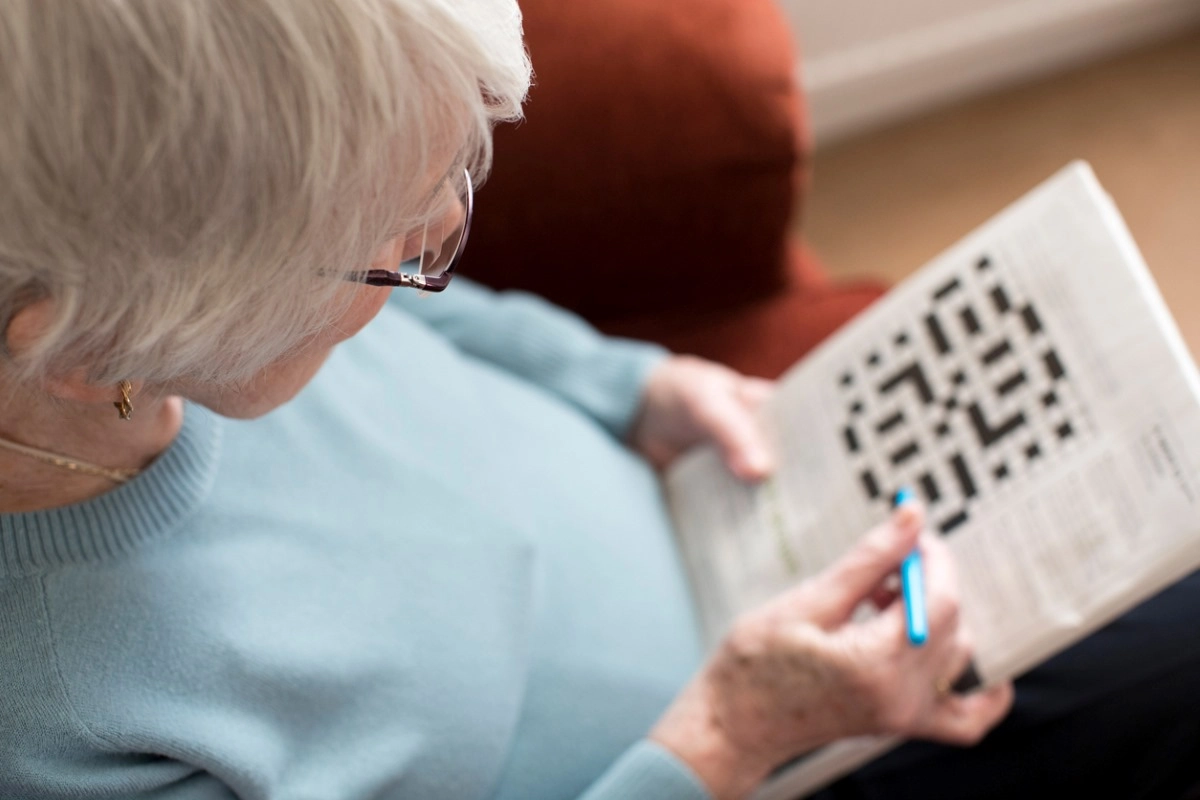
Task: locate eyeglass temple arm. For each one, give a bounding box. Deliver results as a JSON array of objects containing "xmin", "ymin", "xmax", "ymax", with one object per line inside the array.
[{"xmin": 347, "ymin": 269, "xmax": 454, "ymax": 291}]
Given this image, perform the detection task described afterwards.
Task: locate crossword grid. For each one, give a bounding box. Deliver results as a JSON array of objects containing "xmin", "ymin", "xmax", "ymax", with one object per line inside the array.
[{"xmin": 838, "ymin": 254, "xmax": 1089, "ymax": 535}]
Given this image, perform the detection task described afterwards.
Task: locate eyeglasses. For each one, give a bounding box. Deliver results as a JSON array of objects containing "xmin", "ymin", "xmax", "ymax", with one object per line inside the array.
[{"xmin": 346, "ymin": 168, "xmax": 473, "ymax": 293}]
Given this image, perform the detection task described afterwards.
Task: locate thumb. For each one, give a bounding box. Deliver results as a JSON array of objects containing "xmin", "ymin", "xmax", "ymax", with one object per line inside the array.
[
  {"xmin": 700, "ymin": 383, "xmax": 774, "ymax": 482},
  {"xmin": 806, "ymin": 502, "xmax": 924, "ymax": 627}
]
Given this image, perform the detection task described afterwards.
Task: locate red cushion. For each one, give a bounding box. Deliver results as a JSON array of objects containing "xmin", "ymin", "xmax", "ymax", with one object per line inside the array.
[
  {"xmin": 602, "ymin": 243, "xmax": 887, "ymax": 378},
  {"xmin": 463, "ymin": 0, "xmax": 811, "ymax": 321}
]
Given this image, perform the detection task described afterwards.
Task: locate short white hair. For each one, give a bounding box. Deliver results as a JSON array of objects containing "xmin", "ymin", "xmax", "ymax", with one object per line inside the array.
[{"xmin": 0, "ymin": 0, "xmax": 530, "ymax": 386}]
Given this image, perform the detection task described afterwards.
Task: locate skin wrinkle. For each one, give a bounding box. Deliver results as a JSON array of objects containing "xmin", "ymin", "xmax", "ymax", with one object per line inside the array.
[{"xmin": 712, "ymin": 621, "xmax": 871, "ymax": 758}]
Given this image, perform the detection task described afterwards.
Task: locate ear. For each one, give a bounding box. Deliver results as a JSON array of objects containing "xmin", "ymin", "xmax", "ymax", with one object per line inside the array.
[
  {"xmin": 4, "ymin": 297, "xmax": 139, "ymax": 405},
  {"xmin": 370, "ymin": 234, "xmax": 405, "ymax": 270}
]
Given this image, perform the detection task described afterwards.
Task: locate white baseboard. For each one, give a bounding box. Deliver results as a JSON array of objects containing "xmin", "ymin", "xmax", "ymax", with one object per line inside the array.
[{"xmin": 802, "ymin": 0, "xmax": 1200, "ymax": 147}]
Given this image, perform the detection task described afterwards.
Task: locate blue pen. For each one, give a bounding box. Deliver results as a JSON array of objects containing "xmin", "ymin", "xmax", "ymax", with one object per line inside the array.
[{"xmin": 893, "ymin": 487, "xmax": 928, "ymax": 647}]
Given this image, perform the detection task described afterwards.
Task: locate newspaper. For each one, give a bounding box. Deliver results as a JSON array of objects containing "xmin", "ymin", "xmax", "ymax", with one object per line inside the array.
[{"xmin": 664, "ymin": 162, "xmax": 1200, "ymax": 798}]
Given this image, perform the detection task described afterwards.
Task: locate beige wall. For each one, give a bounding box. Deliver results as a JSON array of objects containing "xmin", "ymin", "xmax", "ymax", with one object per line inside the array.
[
  {"xmin": 778, "ymin": 0, "xmax": 1200, "ymax": 146},
  {"xmin": 782, "ymin": 0, "xmax": 1012, "ymax": 62}
]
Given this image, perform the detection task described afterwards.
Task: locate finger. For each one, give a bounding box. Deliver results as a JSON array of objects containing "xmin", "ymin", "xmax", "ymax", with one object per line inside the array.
[
  {"xmin": 697, "ymin": 385, "xmax": 774, "ymax": 481},
  {"xmin": 919, "ymin": 534, "xmax": 962, "ymax": 640},
  {"xmin": 737, "ymin": 378, "xmax": 775, "ymax": 408},
  {"xmin": 804, "ymin": 504, "xmax": 924, "ymax": 626},
  {"xmin": 922, "ymin": 628, "xmax": 975, "ymax": 703},
  {"xmin": 946, "ymin": 632, "xmax": 976, "ymax": 687},
  {"xmin": 924, "ymin": 682, "xmax": 1015, "ymax": 746}
]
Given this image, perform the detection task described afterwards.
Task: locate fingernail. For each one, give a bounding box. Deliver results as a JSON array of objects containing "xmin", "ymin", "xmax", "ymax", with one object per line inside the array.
[
  {"xmin": 897, "ymin": 505, "xmax": 921, "ymax": 527},
  {"xmin": 891, "ymin": 487, "xmax": 921, "ymax": 531}
]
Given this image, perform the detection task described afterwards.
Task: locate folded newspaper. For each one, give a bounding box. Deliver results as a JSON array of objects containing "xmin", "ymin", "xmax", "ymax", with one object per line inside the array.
[{"xmin": 665, "ymin": 161, "xmax": 1200, "ymax": 798}]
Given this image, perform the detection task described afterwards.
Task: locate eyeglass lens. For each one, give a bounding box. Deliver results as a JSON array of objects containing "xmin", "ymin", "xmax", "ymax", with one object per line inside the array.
[
  {"xmin": 418, "ymin": 212, "xmax": 466, "ymax": 279},
  {"xmin": 394, "ymin": 174, "xmax": 469, "ymax": 279}
]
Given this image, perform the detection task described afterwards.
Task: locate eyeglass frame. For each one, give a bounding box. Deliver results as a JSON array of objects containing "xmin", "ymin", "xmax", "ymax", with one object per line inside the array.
[{"xmin": 344, "ymin": 168, "xmax": 473, "ymax": 293}]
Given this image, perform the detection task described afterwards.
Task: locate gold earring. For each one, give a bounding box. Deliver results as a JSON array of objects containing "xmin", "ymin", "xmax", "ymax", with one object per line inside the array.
[{"xmin": 114, "ymin": 380, "xmax": 133, "ymax": 421}]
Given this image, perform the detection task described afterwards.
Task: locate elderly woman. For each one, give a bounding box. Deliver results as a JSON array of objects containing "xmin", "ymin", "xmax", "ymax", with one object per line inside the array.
[{"xmin": 1, "ymin": 2, "xmax": 1197, "ymax": 800}]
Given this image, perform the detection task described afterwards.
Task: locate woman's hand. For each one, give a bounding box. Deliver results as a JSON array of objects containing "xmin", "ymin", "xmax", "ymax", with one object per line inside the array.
[
  {"xmin": 630, "ymin": 355, "xmax": 775, "ymax": 481},
  {"xmin": 650, "ymin": 503, "xmax": 1014, "ymax": 800}
]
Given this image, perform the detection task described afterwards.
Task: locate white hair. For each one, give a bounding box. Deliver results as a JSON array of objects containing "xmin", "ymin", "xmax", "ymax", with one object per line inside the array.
[{"xmin": 0, "ymin": 0, "xmax": 530, "ymax": 386}]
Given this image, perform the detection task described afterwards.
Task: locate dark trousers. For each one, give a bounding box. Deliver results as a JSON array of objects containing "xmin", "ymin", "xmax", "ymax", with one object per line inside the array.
[{"xmin": 814, "ymin": 570, "xmax": 1200, "ymax": 800}]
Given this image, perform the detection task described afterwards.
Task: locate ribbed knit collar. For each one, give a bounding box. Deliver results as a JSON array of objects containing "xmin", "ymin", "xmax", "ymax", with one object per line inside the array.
[{"xmin": 0, "ymin": 404, "xmax": 222, "ymax": 578}]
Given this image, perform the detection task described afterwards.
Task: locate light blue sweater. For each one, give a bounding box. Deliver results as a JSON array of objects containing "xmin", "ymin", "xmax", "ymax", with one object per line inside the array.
[{"xmin": 0, "ymin": 280, "xmax": 711, "ymax": 800}]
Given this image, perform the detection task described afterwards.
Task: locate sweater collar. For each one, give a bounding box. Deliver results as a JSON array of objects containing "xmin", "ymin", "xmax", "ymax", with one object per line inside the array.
[{"xmin": 0, "ymin": 403, "xmax": 222, "ymax": 578}]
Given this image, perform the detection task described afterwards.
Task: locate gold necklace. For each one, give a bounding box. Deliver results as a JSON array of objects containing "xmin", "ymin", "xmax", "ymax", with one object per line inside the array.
[{"xmin": 0, "ymin": 434, "xmax": 140, "ymax": 484}]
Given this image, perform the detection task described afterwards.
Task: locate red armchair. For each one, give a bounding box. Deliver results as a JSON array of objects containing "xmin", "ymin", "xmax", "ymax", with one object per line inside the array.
[{"xmin": 463, "ymin": 0, "xmax": 886, "ymax": 378}]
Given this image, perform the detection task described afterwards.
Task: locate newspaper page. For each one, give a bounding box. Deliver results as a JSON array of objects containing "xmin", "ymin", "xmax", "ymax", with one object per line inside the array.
[{"xmin": 664, "ymin": 161, "xmax": 1200, "ymax": 798}]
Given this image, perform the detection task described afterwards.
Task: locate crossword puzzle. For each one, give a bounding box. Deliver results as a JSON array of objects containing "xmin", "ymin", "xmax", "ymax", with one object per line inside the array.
[{"xmin": 838, "ymin": 254, "xmax": 1089, "ymax": 535}]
